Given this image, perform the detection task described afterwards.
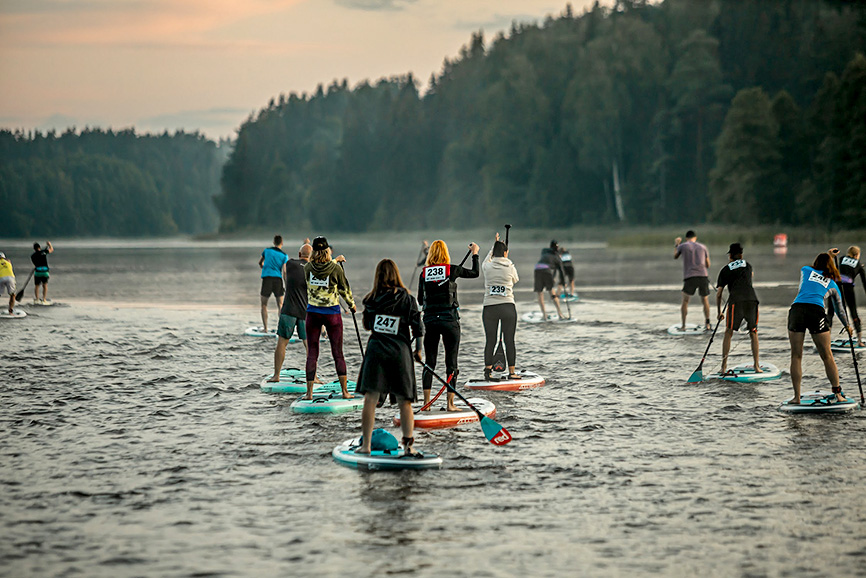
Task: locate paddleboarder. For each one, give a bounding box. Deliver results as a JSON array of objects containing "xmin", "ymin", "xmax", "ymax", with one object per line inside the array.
[
  {"xmin": 674, "ymin": 231, "xmax": 711, "ymax": 331},
  {"xmin": 417, "ymin": 239, "xmax": 480, "ymax": 411},
  {"xmin": 787, "ymin": 249, "xmax": 853, "ymax": 404},
  {"xmin": 355, "ymin": 259, "xmax": 424, "ymax": 456},
  {"xmin": 304, "ymin": 236, "xmax": 354, "ymax": 400},
  {"xmin": 838, "ymin": 245, "xmax": 865, "ymax": 346},
  {"xmin": 267, "ymin": 242, "xmax": 314, "ymax": 383},
  {"xmin": 716, "ymin": 243, "xmax": 761, "ymax": 375},
  {"xmin": 557, "ymin": 245, "xmax": 576, "ymax": 298},
  {"xmin": 30, "ymin": 241, "xmax": 53, "ymax": 303},
  {"xmin": 482, "ymin": 233, "xmax": 521, "ymax": 381},
  {"xmin": 0, "ymin": 252, "xmax": 15, "ymax": 314},
  {"xmin": 534, "ymin": 240, "xmax": 566, "ymax": 320},
  {"xmin": 258, "ymin": 235, "xmax": 289, "ymax": 334}
]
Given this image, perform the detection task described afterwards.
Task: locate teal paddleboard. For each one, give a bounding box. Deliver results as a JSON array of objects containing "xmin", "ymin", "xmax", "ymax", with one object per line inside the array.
[
  {"xmin": 332, "ymin": 437, "xmax": 443, "ymax": 470},
  {"xmin": 778, "ymin": 390, "xmax": 860, "ymax": 414}
]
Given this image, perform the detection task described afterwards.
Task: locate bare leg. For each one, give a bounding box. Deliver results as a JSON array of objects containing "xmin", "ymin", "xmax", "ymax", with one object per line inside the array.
[
  {"xmin": 8, "ymin": 294, "xmax": 13, "ymax": 314},
  {"xmin": 398, "ymin": 398, "xmax": 414, "ymax": 441},
  {"xmin": 260, "ymin": 295, "xmax": 269, "ymax": 332},
  {"xmin": 701, "ymin": 296, "xmax": 711, "ymax": 330},
  {"xmin": 339, "ymin": 374, "xmax": 352, "ymax": 399},
  {"xmin": 537, "ymin": 292, "xmax": 547, "ymax": 319},
  {"xmin": 357, "ymin": 393, "xmax": 378, "ymax": 454},
  {"xmin": 305, "ymin": 381, "xmax": 315, "ymax": 400},
  {"xmin": 812, "ymin": 331, "xmax": 844, "ymax": 401},
  {"xmin": 446, "ymin": 391, "xmax": 459, "ymax": 412},
  {"xmin": 34, "ymin": 284, "xmax": 39, "ymax": 301},
  {"xmin": 269, "ymin": 336, "xmax": 291, "ymax": 381},
  {"xmin": 788, "ymin": 330, "xmax": 805, "ymax": 403},
  {"xmin": 42, "ymin": 283, "xmax": 48, "ymax": 301},
  {"xmin": 721, "ymin": 328, "xmax": 733, "ymax": 373},
  {"xmin": 681, "ymin": 293, "xmax": 689, "ymax": 329},
  {"xmin": 422, "ymin": 388, "xmax": 431, "ymax": 407},
  {"xmin": 552, "ymin": 293, "xmax": 564, "ymax": 319},
  {"xmin": 750, "ymin": 331, "xmax": 762, "ymax": 372}
]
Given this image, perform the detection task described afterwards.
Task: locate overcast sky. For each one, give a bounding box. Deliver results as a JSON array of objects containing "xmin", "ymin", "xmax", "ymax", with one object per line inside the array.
[{"xmin": 0, "ymin": 0, "xmax": 602, "ymax": 140}]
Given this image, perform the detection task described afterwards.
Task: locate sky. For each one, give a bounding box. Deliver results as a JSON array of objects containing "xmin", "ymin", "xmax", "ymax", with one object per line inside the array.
[{"xmin": 0, "ymin": 0, "xmax": 602, "ymax": 141}]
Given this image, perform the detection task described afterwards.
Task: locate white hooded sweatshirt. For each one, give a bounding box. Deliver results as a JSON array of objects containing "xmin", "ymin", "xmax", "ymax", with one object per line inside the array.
[{"xmin": 482, "ymin": 248, "xmax": 519, "ymax": 307}]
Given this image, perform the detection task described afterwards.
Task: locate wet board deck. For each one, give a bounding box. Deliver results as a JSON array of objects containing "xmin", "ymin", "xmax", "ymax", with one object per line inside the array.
[
  {"xmin": 828, "ymin": 339, "xmax": 866, "ymax": 353},
  {"xmin": 667, "ymin": 323, "xmax": 707, "ymax": 336},
  {"xmin": 259, "ymin": 368, "xmax": 306, "ymax": 393},
  {"xmin": 559, "ymin": 293, "xmax": 580, "ymax": 303},
  {"xmin": 778, "ymin": 390, "xmax": 860, "ymax": 414},
  {"xmin": 520, "ymin": 311, "xmax": 576, "ymax": 324},
  {"xmin": 245, "ymin": 326, "xmax": 277, "ymax": 337},
  {"xmin": 465, "ymin": 371, "xmax": 545, "ymax": 392},
  {"xmin": 291, "ymin": 382, "xmax": 362, "ymax": 413},
  {"xmin": 707, "ymin": 363, "xmax": 782, "ymax": 382},
  {"xmin": 0, "ymin": 309, "xmax": 27, "ymax": 319},
  {"xmin": 332, "ymin": 437, "xmax": 443, "ymax": 470},
  {"xmin": 24, "ymin": 299, "xmax": 67, "ymax": 307},
  {"xmin": 395, "ymin": 398, "xmax": 495, "ymax": 429}
]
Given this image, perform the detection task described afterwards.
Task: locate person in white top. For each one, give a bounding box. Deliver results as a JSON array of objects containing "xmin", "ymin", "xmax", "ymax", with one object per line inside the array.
[{"xmin": 482, "ymin": 232, "xmax": 520, "ymax": 381}]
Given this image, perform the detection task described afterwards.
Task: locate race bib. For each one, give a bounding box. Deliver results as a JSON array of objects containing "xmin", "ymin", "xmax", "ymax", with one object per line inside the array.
[
  {"xmin": 424, "ymin": 265, "xmax": 447, "ymax": 283},
  {"xmin": 308, "ymin": 273, "xmax": 328, "ymax": 287},
  {"xmin": 808, "ymin": 270, "xmax": 830, "ymax": 288},
  {"xmin": 841, "ymin": 256, "xmax": 858, "ymax": 268},
  {"xmin": 489, "ymin": 285, "xmax": 507, "ymax": 296},
  {"xmin": 561, "ymin": 254, "xmax": 572, "ymax": 262},
  {"xmin": 373, "ymin": 314, "xmax": 399, "ymax": 335},
  {"xmin": 728, "ymin": 259, "xmax": 746, "ymax": 270}
]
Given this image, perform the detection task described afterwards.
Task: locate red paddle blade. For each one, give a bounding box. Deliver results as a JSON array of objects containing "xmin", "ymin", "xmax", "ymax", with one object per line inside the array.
[{"xmin": 480, "ymin": 416, "xmax": 512, "ymax": 445}]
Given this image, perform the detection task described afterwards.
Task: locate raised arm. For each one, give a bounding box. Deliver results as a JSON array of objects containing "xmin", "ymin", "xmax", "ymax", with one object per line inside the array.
[{"xmin": 673, "ymin": 237, "xmax": 682, "ymax": 260}]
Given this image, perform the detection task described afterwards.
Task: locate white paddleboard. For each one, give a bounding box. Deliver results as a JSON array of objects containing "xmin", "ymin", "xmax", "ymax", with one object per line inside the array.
[
  {"xmin": 465, "ymin": 371, "xmax": 545, "ymax": 392},
  {"xmin": 0, "ymin": 309, "xmax": 27, "ymax": 319},
  {"xmin": 707, "ymin": 363, "xmax": 782, "ymax": 382},
  {"xmin": 332, "ymin": 437, "xmax": 443, "ymax": 470},
  {"xmin": 778, "ymin": 390, "xmax": 860, "ymax": 413},
  {"xmin": 245, "ymin": 326, "xmax": 277, "ymax": 337},
  {"xmin": 828, "ymin": 339, "xmax": 866, "ymax": 353},
  {"xmin": 25, "ymin": 299, "xmax": 66, "ymax": 307},
  {"xmin": 521, "ymin": 311, "xmax": 576, "ymax": 324},
  {"xmin": 667, "ymin": 323, "xmax": 707, "ymax": 336},
  {"xmin": 396, "ymin": 398, "xmax": 495, "ymax": 429}
]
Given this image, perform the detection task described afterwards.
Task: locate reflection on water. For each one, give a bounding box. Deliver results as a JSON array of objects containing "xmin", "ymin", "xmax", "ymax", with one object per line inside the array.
[{"xmin": 1, "ymin": 237, "xmax": 865, "ymax": 577}]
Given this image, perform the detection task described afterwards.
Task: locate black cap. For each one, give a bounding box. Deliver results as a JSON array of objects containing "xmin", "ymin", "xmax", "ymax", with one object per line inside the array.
[
  {"xmin": 312, "ymin": 236, "xmax": 329, "ymax": 251},
  {"xmin": 550, "ymin": 239, "xmax": 558, "ymax": 249},
  {"xmin": 728, "ymin": 242, "xmax": 743, "ymax": 255}
]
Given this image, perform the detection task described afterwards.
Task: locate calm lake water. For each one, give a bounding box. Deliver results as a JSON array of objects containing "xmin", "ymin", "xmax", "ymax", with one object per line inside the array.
[{"xmin": 1, "ymin": 235, "xmax": 864, "ymax": 577}]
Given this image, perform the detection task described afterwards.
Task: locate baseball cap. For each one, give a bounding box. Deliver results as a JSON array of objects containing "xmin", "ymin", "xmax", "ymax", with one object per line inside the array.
[
  {"xmin": 0, "ymin": 252, "xmax": 5, "ymax": 259},
  {"xmin": 312, "ymin": 236, "xmax": 329, "ymax": 251},
  {"xmin": 727, "ymin": 242, "xmax": 744, "ymax": 255},
  {"xmin": 550, "ymin": 239, "xmax": 558, "ymax": 249}
]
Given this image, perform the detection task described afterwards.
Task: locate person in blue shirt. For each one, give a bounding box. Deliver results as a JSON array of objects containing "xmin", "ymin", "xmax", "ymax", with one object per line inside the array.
[
  {"xmin": 787, "ymin": 249, "xmax": 853, "ymax": 404},
  {"xmin": 258, "ymin": 235, "xmax": 289, "ymax": 334}
]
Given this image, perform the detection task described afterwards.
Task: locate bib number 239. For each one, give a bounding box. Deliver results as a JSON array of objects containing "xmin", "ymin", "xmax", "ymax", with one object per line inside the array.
[
  {"xmin": 489, "ymin": 285, "xmax": 507, "ymax": 296},
  {"xmin": 374, "ymin": 314, "xmax": 400, "ymax": 335}
]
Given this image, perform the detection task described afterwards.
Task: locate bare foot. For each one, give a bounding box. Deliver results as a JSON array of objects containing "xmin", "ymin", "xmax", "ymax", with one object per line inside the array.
[
  {"xmin": 303, "ymin": 394, "xmax": 313, "ymax": 400},
  {"xmin": 355, "ymin": 447, "xmax": 371, "ymax": 455},
  {"xmin": 342, "ymin": 392, "xmax": 354, "ymax": 399},
  {"xmin": 835, "ymin": 394, "xmax": 848, "ymax": 403},
  {"xmin": 446, "ymin": 405, "xmax": 465, "ymax": 412},
  {"xmin": 788, "ymin": 398, "xmax": 801, "ymax": 405},
  {"xmin": 754, "ymin": 366, "xmax": 763, "ymax": 373}
]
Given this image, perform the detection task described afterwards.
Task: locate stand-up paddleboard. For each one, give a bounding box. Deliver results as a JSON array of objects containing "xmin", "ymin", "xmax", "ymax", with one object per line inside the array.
[
  {"xmin": 0, "ymin": 309, "xmax": 27, "ymax": 319},
  {"xmin": 559, "ymin": 293, "xmax": 580, "ymax": 303},
  {"xmin": 707, "ymin": 363, "xmax": 782, "ymax": 382},
  {"xmin": 521, "ymin": 311, "xmax": 575, "ymax": 324},
  {"xmin": 332, "ymin": 437, "xmax": 443, "ymax": 470},
  {"xmin": 25, "ymin": 299, "xmax": 66, "ymax": 307},
  {"xmin": 259, "ymin": 368, "xmax": 306, "ymax": 393},
  {"xmin": 245, "ymin": 326, "xmax": 277, "ymax": 337},
  {"xmin": 778, "ymin": 390, "xmax": 860, "ymax": 413},
  {"xmin": 828, "ymin": 339, "xmax": 866, "ymax": 353},
  {"xmin": 465, "ymin": 371, "xmax": 545, "ymax": 392},
  {"xmin": 395, "ymin": 398, "xmax": 495, "ymax": 429},
  {"xmin": 667, "ymin": 323, "xmax": 707, "ymax": 336},
  {"xmin": 291, "ymin": 382, "xmax": 362, "ymax": 413}
]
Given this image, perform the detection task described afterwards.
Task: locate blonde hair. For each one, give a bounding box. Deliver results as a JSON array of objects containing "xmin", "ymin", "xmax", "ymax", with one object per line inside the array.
[
  {"xmin": 311, "ymin": 248, "xmax": 331, "ymax": 264},
  {"xmin": 848, "ymin": 245, "xmax": 861, "ymax": 258},
  {"xmin": 426, "ymin": 240, "xmax": 450, "ymax": 266}
]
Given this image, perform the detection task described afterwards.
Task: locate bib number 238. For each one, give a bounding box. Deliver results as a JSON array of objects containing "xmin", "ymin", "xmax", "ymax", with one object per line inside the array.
[
  {"xmin": 425, "ymin": 266, "xmax": 446, "ymax": 282},
  {"xmin": 374, "ymin": 314, "xmax": 400, "ymax": 335}
]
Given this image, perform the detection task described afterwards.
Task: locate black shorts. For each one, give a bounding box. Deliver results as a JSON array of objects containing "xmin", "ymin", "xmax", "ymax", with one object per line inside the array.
[
  {"xmin": 727, "ymin": 301, "xmax": 758, "ymax": 332},
  {"xmin": 534, "ymin": 269, "xmax": 555, "ymax": 293},
  {"xmin": 562, "ymin": 264, "xmax": 575, "ymax": 283},
  {"xmin": 682, "ymin": 276, "xmax": 710, "ymax": 296},
  {"xmin": 260, "ymin": 277, "xmax": 285, "ymax": 298},
  {"xmin": 787, "ymin": 303, "xmax": 829, "ymax": 335}
]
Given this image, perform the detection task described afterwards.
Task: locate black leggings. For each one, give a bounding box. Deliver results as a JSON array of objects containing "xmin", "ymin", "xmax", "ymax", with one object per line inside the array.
[
  {"xmin": 841, "ymin": 283, "xmax": 861, "ymax": 333},
  {"xmin": 483, "ymin": 303, "xmax": 517, "ymax": 367},
  {"xmin": 422, "ymin": 315, "xmax": 461, "ymax": 390}
]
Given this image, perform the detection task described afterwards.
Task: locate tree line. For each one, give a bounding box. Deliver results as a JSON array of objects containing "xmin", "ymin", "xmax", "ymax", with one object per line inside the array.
[
  {"xmin": 0, "ymin": 128, "xmax": 225, "ymax": 237},
  {"xmin": 218, "ymin": 0, "xmax": 866, "ymax": 233}
]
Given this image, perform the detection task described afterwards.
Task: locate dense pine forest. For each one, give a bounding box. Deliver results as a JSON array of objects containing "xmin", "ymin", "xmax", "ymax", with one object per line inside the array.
[
  {"xmin": 0, "ymin": 129, "xmax": 225, "ymax": 237},
  {"xmin": 219, "ymin": 0, "xmax": 866, "ymax": 234}
]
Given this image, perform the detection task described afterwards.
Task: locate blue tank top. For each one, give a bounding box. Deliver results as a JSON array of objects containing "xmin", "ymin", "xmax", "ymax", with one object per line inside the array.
[
  {"xmin": 792, "ymin": 266, "xmax": 839, "ymax": 307},
  {"xmin": 261, "ymin": 247, "xmax": 288, "ymax": 278}
]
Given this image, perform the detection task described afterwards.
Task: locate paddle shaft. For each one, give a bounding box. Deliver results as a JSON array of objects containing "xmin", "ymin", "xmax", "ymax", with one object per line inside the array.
[
  {"xmin": 410, "ymin": 245, "xmax": 426, "ymax": 285},
  {"xmin": 417, "ymin": 361, "xmax": 485, "ymax": 421},
  {"xmin": 694, "ymin": 299, "xmax": 728, "ymax": 371},
  {"xmin": 834, "ymin": 269, "xmax": 864, "ymax": 404},
  {"xmin": 504, "ymin": 224, "xmax": 511, "ymax": 247},
  {"xmin": 15, "ymin": 269, "xmax": 35, "ymax": 302},
  {"xmin": 338, "ymin": 261, "xmax": 364, "ymax": 358}
]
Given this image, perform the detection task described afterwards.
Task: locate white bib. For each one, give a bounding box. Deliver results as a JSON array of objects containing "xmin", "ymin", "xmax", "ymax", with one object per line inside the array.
[
  {"xmin": 489, "ymin": 285, "xmax": 507, "ymax": 296},
  {"xmin": 728, "ymin": 259, "xmax": 746, "ymax": 270},
  {"xmin": 373, "ymin": 314, "xmax": 399, "ymax": 335},
  {"xmin": 308, "ymin": 273, "xmax": 328, "ymax": 287},
  {"xmin": 808, "ymin": 270, "xmax": 830, "ymax": 288},
  {"xmin": 424, "ymin": 265, "xmax": 447, "ymax": 283},
  {"xmin": 841, "ymin": 256, "xmax": 858, "ymax": 268}
]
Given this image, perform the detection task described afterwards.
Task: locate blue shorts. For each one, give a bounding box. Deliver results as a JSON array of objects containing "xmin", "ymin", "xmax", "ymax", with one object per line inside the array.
[{"xmin": 277, "ymin": 314, "xmax": 306, "ymax": 340}]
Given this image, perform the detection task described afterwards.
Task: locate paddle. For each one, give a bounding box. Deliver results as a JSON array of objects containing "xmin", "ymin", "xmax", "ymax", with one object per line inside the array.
[
  {"xmin": 834, "ymin": 271, "xmax": 864, "ymax": 405},
  {"xmin": 416, "ymin": 360, "xmax": 512, "ymax": 445},
  {"xmin": 409, "ymin": 243, "xmax": 426, "ymax": 286},
  {"xmin": 490, "ymin": 224, "xmax": 511, "ymax": 371},
  {"xmin": 504, "ymin": 223, "xmax": 511, "ymax": 246},
  {"xmin": 15, "ymin": 268, "xmax": 35, "ymax": 302},
  {"xmin": 414, "ymin": 373, "xmax": 451, "ymax": 414},
  {"xmin": 338, "ymin": 261, "xmax": 365, "ymax": 358},
  {"xmin": 687, "ymin": 299, "xmax": 728, "ymax": 383}
]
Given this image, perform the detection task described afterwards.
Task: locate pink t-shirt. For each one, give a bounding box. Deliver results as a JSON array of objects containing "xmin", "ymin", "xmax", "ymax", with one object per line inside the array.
[{"xmin": 676, "ymin": 241, "xmax": 708, "ymax": 279}]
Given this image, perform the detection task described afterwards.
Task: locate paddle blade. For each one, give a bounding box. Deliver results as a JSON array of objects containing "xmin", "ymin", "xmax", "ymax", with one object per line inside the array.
[
  {"xmin": 480, "ymin": 416, "xmax": 512, "ymax": 445},
  {"xmin": 492, "ymin": 343, "xmax": 506, "ymax": 373},
  {"xmin": 687, "ymin": 368, "xmax": 703, "ymax": 384}
]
